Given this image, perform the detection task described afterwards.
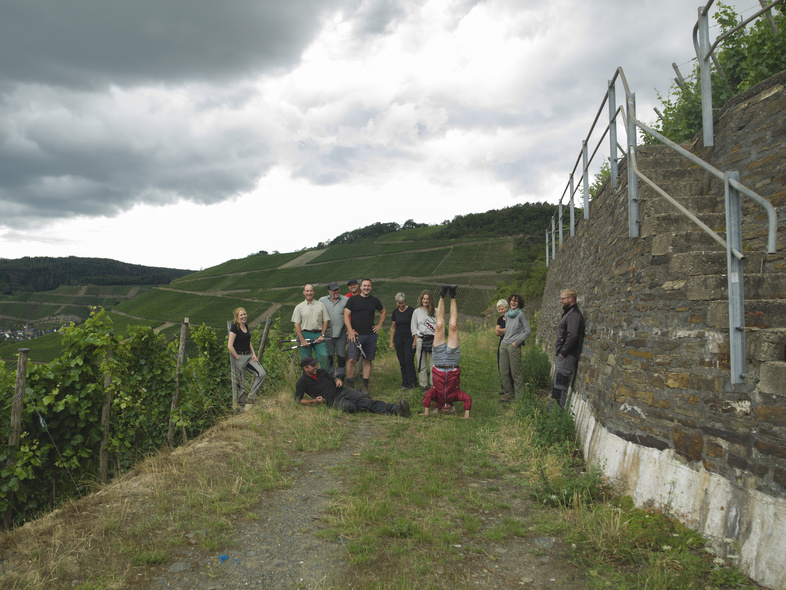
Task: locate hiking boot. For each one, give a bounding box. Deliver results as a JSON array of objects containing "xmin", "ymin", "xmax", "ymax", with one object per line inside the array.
[
  {"xmin": 361, "ymin": 380, "xmax": 369, "ymax": 395},
  {"xmin": 439, "ymin": 284, "xmax": 449, "ymax": 299},
  {"xmin": 397, "ymin": 399, "xmax": 411, "ymax": 418},
  {"xmin": 448, "ymin": 284, "xmax": 458, "ymax": 299}
]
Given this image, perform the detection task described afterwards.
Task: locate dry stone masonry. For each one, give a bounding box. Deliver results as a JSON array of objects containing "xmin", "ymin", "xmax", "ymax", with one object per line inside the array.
[{"xmin": 538, "ymin": 70, "xmax": 786, "ymax": 588}]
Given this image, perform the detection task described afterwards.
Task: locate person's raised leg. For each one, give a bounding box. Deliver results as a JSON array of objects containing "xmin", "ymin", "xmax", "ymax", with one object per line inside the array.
[
  {"xmin": 447, "ymin": 290, "xmax": 459, "ymax": 349},
  {"xmin": 433, "ymin": 292, "xmax": 446, "ymax": 348}
]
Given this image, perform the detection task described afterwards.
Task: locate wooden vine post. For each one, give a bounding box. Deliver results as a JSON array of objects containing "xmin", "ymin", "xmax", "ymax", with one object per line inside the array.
[
  {"xmin": 168, "ymin": 318, "xmax": 189, "ymax": 448},
  {"xmin": 4, "ymin": 348, "xmax": 30, "ymax": 529},
  {"xmin": 99, "ymin": 338, "xmax": 114, "ymax": 485},
  {"xmin": 257, "ymin": 317, "xmax": 273, "ymax": 358}
]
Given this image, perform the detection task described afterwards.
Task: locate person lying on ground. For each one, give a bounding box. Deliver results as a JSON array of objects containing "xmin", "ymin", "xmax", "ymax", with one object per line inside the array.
[{"xmin": 295, "ymin": 357, "xmax": 411, "ymax": 417}]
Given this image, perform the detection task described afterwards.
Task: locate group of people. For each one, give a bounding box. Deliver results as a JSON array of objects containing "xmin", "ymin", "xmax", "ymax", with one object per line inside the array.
[
  {"xmin": 228, "ymin": 280, "xmax": 585, "ymax": 418},
  {"xmin": 494, "ymin": 288, "xmax": 584, "ymax": 409}
]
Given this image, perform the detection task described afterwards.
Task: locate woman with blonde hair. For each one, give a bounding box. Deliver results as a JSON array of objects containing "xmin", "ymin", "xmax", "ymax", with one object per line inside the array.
[
  {"xmin": 410, "ymin": 289, "xmax": 436, "ymax": 390},
  {"xmin": 227, "ymin": 307, "xmax": 267, "ymax": 410},
  {"xmin": 494, "ymin": 298, "xmax": 512, "ymax": 401}
]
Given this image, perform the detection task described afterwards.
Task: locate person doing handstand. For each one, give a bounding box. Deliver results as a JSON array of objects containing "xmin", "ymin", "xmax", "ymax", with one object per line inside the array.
[{"xmin": 422, "ymin": 284, "xmax": 472, "ymax": 419}]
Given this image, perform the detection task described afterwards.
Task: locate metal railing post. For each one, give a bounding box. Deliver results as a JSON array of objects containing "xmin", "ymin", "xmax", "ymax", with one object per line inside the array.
[
  {"xmin": 570, "ymin": 175, "xmax": 576, "ymax": 236},
  {"xmin": 698, "ymin": 7, "xmax": 714, "ymax": 147},
  {"xmin": 608, "ymin": 79, "xmax": 618, "ymax": 189},
  {"xmin": 558, "ymin": 201, "xmax": 563, "ymax": 248},
  {"xmin": 627, "ymin": 92, "xmax": 639, "ymax": 238},
  {"xmin": 545, "ymin": 230, "xmax": 550, "ymax": 267},
  {"xmin": 551, "ymin": 217, "xmax": 556, "ymax": 260},
  {"xmin": 582, "ymin": 140, "xmax": 589, "ymax": 219},
  {"xmin": 725, "ymin": 171, "xmax": 746, "ymax": 384}
]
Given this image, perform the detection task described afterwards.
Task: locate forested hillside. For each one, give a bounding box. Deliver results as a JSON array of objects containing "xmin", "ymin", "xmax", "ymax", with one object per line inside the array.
[{"xmin": 0, "ymin": 257, "xmax": 193, "ymax": 295}]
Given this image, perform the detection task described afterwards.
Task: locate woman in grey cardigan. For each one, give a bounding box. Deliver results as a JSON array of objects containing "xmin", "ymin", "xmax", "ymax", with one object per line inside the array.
[{"xmin": 498, "ymin": 293, "xmax": 531, "ymax": 401}]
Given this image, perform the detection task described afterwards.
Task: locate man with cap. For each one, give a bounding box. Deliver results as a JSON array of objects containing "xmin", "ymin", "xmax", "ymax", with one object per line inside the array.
[
  {"xmin": 295, "ymin": 357, "xmax": 411, "ymax": 417},
  {"xmin": 318, "ymin": 282, "xmax": 349, "ymax": 378},
  {"xmin": 345, "ymin": 278, "xmax": 360, "ymax": 298},
  {"xmin": 291, "ymin": 284, "xmax": 330, "ymax": 370}
]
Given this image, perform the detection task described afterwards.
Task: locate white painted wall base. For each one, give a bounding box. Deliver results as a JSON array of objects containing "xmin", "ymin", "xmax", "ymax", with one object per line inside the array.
[{"xmin": 571, "ymin": 393, "xmax": 786, "ymax": 590}]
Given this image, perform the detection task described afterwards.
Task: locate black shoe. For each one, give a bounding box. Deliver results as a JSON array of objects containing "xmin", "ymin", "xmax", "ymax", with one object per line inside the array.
[
  {"xmin": 448, "ymin": 284, "xmax": 457, "ymax": 299},
  {"xmin": 439, "ymin": 284, "xmax": 449, "ymax": 299},
  {"xmin": 397, "ymin": 399, "xmax": 411, "ymax": 418},
  {"xmin": 361, "ymin": 381, "xmax": 369, "ymax": 395}
]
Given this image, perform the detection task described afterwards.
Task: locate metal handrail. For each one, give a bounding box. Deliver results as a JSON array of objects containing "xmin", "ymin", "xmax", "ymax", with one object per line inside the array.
[
  {"xmin": 634, "ymin": 119, "xmax": 778, "ymax": 254},
  {"xmin": 544, "ymin": 60, "xmax": 781, "ymax": 384},
  {"xmin": 695, "ymin": 0, "xmax": 784, "ymax": 63},
  {"xmin": 693, "ymin": 0, "xmax": 785, "ymax": 146}
]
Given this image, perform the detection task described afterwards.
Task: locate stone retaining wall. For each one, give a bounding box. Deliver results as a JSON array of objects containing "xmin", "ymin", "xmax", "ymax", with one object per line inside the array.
[{"xmin": 536, "ymin": 71, "xmax": 786, "ymax": 588}]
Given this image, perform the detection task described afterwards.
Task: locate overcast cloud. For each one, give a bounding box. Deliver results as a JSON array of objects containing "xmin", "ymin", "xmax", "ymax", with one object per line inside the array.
[{"xmin": 0, "ymin": 0, "xmax": 747, "ymax": 270}]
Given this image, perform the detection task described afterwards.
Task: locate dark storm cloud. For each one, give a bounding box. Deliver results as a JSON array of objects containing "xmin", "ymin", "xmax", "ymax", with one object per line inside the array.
[
  {"xmin": 0, "ymin": 0, "xmax": 351, "ymax": 89},
  {"xmin": 0, "ymin": 0, "xmax": 352, "ymax": 227}
]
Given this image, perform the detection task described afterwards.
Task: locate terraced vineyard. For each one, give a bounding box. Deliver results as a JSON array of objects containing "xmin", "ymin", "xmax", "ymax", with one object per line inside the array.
[
  {"xmin": 155, "ymin": 228, "xmax": 519, "ymax": 330},
  {"xmin": 2, "ymin": 214, "xmax": 547, "ymax": 362}
]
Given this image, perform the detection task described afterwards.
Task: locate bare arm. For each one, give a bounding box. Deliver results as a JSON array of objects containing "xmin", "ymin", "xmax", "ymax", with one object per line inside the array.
[
  {"xmin": 294, "ymin": 322, "xmax": 307, "ymax": 346},
  {"xmin": 300, "ymin": 396, "xmax": 324, "ymax": 406},
  {"xmin": 227, "ymin": 331, "xmax": 239, "ymax": 359},
  {"xmin": 344, "ymin": 308, "xmax": 356, "ymax": 341},
  {"xmin": 374, "ymin": 307, "xmax": 387, "ymax": 334}
]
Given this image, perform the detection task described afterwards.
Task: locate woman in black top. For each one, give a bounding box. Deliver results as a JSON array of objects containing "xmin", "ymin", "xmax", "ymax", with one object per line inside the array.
[
  {"xmin": 227, "ymin": 307, "xmax": 267, "ymax": 410},
  {"xmin": 389, "ymin": 293, "xmax": 417, "ymax": 389}
]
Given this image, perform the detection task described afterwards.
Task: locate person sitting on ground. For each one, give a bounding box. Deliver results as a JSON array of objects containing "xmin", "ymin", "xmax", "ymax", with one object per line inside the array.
[
  {"xmin": 295, "ymin": 357, "xmax": 411, "ymax": 417},
  {"xmin": 422, "ymin": 285, "xmax": 472, "ymax": 419}
]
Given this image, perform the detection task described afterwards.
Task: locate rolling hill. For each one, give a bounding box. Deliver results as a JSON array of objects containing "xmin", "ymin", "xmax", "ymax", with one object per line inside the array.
[{"xmin": 1, "ymin": 204, "xmax": 551, "ymax": 363}]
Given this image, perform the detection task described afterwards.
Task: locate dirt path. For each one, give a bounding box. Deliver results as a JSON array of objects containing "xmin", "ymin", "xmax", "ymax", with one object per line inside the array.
[
  {"xmin": 132, "ymin": 423, "xmax": 383, "ymax": 589},
  {"xmin": 131, "ymin": 420, "xmax": 586, "ymax": 590}
]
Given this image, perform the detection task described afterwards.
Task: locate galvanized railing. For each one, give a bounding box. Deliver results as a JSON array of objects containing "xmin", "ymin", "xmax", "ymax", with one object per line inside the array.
[
  {"xmin": 695, "ymin": 0, "xmax": 784, "ymax": 147},
  {"xmin": 545, "ymin": 59, "xmax": 780, "ymax": 385}
]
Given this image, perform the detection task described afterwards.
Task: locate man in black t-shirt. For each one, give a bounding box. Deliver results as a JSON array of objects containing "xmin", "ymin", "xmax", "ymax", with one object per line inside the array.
[
  {"xmin": 295, "ymin": 357, "xmax": 410, "ymax": 417},
  {"xmin": 343, "ymin": 278, "xmax": 386, "ymax": 394}
]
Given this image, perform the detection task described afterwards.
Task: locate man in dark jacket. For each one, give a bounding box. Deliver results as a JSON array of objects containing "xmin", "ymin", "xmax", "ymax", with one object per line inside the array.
[
  {"xmin": 552, "ymin": 289, "xmax": 585, "ymax": 409},
  {"xmin": 295, "ymin": 357, "xmax": 410, "ymax": 417}
]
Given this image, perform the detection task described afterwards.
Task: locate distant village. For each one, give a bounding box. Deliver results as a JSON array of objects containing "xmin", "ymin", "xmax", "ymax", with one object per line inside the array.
[{"xmin": 2, "ymin": 321, "xmax": 63, "ymax": 343}]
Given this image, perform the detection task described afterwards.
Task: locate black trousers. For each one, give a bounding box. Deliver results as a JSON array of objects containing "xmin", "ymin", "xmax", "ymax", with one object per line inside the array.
[
  {"xmin": 394, "ymin": 335, "xmax": 417, "ymax": 387},
  {"xmin": 331, "ymin": 387, "xmax": 396, "ymax": 414}
]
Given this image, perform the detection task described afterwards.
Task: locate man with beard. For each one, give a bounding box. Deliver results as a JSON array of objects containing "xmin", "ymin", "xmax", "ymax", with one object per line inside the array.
[{"xmin": 551, "ymin": 289, "xmax": 585, "ymax": 410}]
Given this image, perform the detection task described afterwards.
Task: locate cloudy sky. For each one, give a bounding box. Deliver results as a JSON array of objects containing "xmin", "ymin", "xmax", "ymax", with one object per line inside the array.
[{"xmin": 0, "ymin": 0, "xmax": 749, "ymax": 270}]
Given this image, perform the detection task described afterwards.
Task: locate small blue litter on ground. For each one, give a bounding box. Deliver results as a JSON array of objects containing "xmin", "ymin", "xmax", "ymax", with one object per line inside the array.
[{"xmin": 219, "ymin": 554, "xmax": 228, "ymax": 563}]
